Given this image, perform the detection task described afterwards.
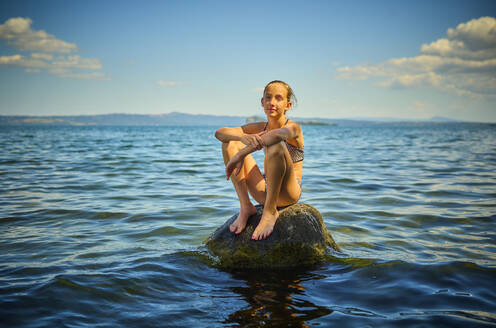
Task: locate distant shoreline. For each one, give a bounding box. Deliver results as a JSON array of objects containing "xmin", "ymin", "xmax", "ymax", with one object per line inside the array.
[{"xmin": 0, "ymin": 112, "xmax": 490, "ymax": 126}]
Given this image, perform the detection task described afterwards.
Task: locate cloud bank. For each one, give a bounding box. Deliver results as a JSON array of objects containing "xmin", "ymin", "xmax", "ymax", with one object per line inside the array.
[
  {"xmin": 336, "ymin": 16, "xmax": 496, "ymax": 98},
  {"xmin": 0, "ymin": 17, "xmax": 108, "ymax": 80}
]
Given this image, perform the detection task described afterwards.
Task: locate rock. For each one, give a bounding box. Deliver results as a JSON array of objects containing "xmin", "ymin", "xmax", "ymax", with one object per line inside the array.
[{"xmin": 205, "ymin": 203, "xmax": 340, "ymax": 268}]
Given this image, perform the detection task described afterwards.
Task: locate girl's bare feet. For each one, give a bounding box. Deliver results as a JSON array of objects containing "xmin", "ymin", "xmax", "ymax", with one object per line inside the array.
[
  {"xmin": 252, "ymin": 209, "xmax": 279, "ymax": 240},
  {"xmin": 230, "ymin": 204, "xmax": 257, "ymax": 234}
]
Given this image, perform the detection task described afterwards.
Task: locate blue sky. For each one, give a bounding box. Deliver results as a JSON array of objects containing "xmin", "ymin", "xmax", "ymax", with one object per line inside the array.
[{"xmin": 1, "ymin": 0, "xmax": 495, "ymax": 121}]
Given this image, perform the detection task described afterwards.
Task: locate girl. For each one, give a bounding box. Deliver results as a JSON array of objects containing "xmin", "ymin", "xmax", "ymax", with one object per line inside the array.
[{"xmin": 215, "ymin": 80, "xmax": 304, "ymax": 240}]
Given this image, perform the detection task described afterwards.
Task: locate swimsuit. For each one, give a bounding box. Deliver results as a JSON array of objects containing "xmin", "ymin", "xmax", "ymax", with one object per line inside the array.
[
  {"xmin": 263, "ymin": 119, "xmax": 304, "ymax": 163},
  {"xmin": 285, "ymin": 142, "xmax": 304, "ymax": 163},
  {"xmin": 262, "ymin": 119, "xmax": 304, "ymax": 189}
]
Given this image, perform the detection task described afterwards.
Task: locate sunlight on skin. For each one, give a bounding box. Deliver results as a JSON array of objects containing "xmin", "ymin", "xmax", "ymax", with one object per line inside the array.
[
  {"xmin": 252, "ymin": 210, "xmax": 279, "ymax": 240},
  {"xmin": 217, "ymin": 81, "xmax": 303, "ymax": 240},
  {"xmin": 230, "ymin": 205, "xmax": 257, "ymax": 234}
]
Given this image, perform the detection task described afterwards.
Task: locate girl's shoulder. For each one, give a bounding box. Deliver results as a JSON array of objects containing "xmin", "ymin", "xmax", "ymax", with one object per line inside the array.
[
  {"xmin": 286, "ymin": 119, "xmax": 303, "ymax": 133},
  {"xmin": 285, "ymin": 119, "xmax": 304, "ymax": 144},
  {"xmin": 241, "ymin": 121, "xmax": 266, "ymax": 134}
]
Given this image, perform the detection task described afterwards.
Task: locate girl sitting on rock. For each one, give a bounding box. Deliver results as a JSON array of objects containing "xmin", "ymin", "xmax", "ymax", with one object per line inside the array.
[{"xmin": 215, "ymin": 80, "xmax": 304, "ymax": 240}]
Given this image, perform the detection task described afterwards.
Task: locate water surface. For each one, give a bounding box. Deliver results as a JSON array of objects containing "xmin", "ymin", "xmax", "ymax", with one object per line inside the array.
[{"xmin": 1, "ymin": 123, "xmax": 495, "ymax": 327}]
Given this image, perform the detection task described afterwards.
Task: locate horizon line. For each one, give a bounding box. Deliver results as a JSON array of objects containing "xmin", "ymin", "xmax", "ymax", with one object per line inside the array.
[{"xmin": 0, "ymin": 111, "xmax": 493, "ymax": 123}]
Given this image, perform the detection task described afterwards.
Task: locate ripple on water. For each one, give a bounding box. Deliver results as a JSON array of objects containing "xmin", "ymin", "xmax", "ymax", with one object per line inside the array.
[{"xmin": 1, "ymin": 124, "xmax": 495, "ymax": 327}]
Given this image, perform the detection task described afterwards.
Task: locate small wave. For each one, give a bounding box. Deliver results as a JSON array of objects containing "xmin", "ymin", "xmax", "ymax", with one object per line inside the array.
[
  {"xmin": 399, "ymin": 310, "xmax": 496, "ymax": 325},
  {"xmin": 423, "ymin": 189, "xmax": 490, "ymax": 199},
  {"xmin": 337, "ymin": 241, "xmax": 376, "ymax": 249},
  {"xmin": 92, "ymin": 211, "xmax": 128, "ymax": 220},
  {"xmin": 126, "ymin": 226, "xmax": 188, "ymax": 239},
  {"xmin": 353, "ymin": 183, "xmax": 385, "ymax": 191},
  {"xmin": 169, "ymin": 169, "xmax": 198, "ymax": 174},
  {"xmin": 106, "ymin": 195, "xmax": 139, "ymax": 201},
  {"xmin": 334, "ymin": 224, "xmax": 371, "ymax": 235},
  {"xmin": 329, "ymin": 178, "xmax": 358, "ymax": 183},
  {"xmin": 361, "ymin": 210, "xmax": 401, "ymax": 218},
  {"xmin": 334, "ymin": 306, "xmax": 386, "ymax": 318},
  {"xmin": 152, "ymin": 159, "xmax": 183, "ymax": 163}
]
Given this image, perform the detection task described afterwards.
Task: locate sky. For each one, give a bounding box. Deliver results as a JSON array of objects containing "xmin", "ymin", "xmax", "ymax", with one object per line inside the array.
[{"xmin": 0, "ymin": 0, "xmax": 495, "ymax": 122}]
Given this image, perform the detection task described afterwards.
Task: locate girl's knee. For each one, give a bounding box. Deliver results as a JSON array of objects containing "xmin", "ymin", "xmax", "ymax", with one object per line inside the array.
[{"xmin": 266, "ymin": 142, "xmax": 285, "ymax": 158}]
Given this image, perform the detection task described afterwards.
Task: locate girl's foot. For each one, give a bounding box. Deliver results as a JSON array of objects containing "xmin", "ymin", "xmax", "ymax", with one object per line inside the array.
[
  {"xmin": 230, "ymin": 205, "xmax": 257, "ymax": 234},
  {"xmin": 252, "ymin": 209, "xmax": 279, "ymax": 240}
]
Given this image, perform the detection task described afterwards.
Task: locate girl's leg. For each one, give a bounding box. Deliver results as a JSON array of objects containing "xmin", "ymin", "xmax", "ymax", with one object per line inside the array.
[
  {"xmin": 222, "ymin": 141, "xmax": 260, "ymax": 234},
  {"xmin": 252, "ymin": 142, "xmax": 300, "ymax": 240}
]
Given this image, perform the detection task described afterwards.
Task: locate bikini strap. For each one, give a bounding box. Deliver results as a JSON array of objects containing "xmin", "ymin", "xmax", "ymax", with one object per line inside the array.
[{"xmin": 263, "ymin": 122, "xmax": 268, "ymax": 131}]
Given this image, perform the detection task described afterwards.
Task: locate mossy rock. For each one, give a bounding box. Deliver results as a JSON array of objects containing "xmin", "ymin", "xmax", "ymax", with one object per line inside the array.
[{"xmin": 205, "ymin": 203, "xmax": 340, "ymax": 268}]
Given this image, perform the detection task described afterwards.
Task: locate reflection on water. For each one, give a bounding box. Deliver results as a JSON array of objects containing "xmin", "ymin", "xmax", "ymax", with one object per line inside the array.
[{"xmin": 225, "ymin": 267, "xmax": 331, "ymax": 327}]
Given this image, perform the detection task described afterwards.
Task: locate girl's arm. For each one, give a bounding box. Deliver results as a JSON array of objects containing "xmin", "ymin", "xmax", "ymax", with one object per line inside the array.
[
  {"xmin": 226, "ymin": 122, "xmax": 301, "ymax": 158},
  {"xmin": 214, "ymin": 126, "xmax": 244, "ymax": 143},
  {"xmin": 259, "ymin": 122, "xmax": 301, "ymax": 147},
  {"xmin": 225, "ymin": 122, "xmax": 301, "ymax": 179},
  {"xmin": 215, "ymin": 122, "xmax": 265, "ymax": 149}
]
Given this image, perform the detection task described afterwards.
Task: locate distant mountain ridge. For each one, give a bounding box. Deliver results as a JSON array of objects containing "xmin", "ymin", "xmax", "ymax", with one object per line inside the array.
[
  {"xmin": 0, "ymin": 112, "xmax": 472, "ymax": 126},
  {"xmin": 0, "ymin": 112, "xmax": 245, "ymax": 126}
]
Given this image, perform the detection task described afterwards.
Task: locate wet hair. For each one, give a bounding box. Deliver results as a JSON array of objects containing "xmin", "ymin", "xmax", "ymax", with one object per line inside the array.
[{"xmin": 263, "ymin": 80, "xmax": 298, "ymax": 108}]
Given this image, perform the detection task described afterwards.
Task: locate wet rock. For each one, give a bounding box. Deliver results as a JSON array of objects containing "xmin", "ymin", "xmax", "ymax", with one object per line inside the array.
[{"xmin": 205, "ymin": 203, "xmax": 340, "ymax": 268}]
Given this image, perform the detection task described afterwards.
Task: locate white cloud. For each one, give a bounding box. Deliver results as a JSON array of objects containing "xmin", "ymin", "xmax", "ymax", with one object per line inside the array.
[
  {"xmin": 0, "ymin": 53, "xmax": 107, "ymax": 80},
  {"xmin": 336, "ymin": 16, "xmax": 496, "ymax": 98},
  {"xmin": 388, "ymin": 55, "xmax": 496, "ymax": 74},
  {"xmin": 0, "ymin": 17, "xmax": 77, "ymax": 53},
  {"xmin": 446, "ymin": 16, "xmax": 496, "ymax": 52},
  {"xmin": 52, "ymin": 55, "xmax": 102, "ymax": 70},
  {"xmin": 375, "ymin": 72, "xmax": 443, "ymax": 89},
  {"xmin": 31, "ymin": 53, "xmax": 53, "ymax": 61},
  {"xmin": 0, "ymin": 54, "xmax": 49, "ymax": 68},
  {"xmin": 49, "ymin": 68, "xmax": 110, "ymax": 80},
  {"xmin": 0, "ymin": 17, "xmax": 108, "ymax": 80},
  {"xmin": 156, "ymin": 80, "xmax": 184, "ymax": 87}
]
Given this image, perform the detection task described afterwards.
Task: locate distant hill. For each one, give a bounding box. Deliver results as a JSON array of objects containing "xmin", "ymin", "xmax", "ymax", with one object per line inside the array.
[
  {"xmin": 0, "ymin": 112, "xmax": 471, "ymax": 126},
  {"xmin": 0, "ymin": 112, "xmax": 246, "ymax": 126},
  {"xmin": 429, "ymin": 116, "xmax": 461, "ymax": 122}
]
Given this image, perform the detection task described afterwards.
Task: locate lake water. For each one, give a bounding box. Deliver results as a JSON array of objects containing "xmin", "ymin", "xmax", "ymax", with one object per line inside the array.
[{"xmin": 1, "ymin": 123, "xmax": 495, "ymax": 327}]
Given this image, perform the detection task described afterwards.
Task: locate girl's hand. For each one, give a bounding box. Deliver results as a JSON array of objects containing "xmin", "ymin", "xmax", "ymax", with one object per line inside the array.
[
  {"xmin": 241, "ymin": 133, "xmax": 264, "ymax": 150},
  {"xmin": 226, "ymin": 152, "xmax": 245, "ymax": 180}
]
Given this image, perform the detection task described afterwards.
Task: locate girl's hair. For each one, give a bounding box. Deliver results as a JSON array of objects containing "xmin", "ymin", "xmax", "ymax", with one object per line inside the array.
[{"xmin": 263, "ymin": 80, "xmax": 298, "ymax": 107}]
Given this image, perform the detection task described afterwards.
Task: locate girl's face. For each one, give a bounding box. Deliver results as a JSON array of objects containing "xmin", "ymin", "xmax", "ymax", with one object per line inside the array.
[{"xmin": 261, "ymin": 83, "xmax": 292, "ymax": 118}]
